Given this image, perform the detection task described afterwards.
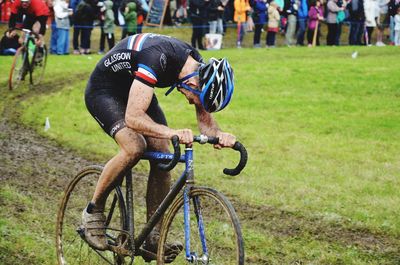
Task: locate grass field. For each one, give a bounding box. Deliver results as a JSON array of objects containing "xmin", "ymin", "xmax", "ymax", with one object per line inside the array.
[{"xmin": 0, "ymin": 29, "xmax": 399, "ymax": 264}]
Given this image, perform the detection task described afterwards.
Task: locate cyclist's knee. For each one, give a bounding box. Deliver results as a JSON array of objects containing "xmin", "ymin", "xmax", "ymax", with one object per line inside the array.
[{"xmin": 115, "ymin": 128, "xmax": 146, "ymax": 160}]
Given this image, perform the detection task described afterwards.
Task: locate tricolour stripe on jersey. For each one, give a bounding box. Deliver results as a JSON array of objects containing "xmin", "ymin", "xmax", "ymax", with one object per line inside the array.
[
  {"xmin": 133, "ymin": 33, "xmax": 149, "ymax": 51},
  {"xmin": 127, "ymin": 33, "xmax": 150, "ymax": 51},
  {"xmin": 136, "ymin": 64, "xmax": 157, "ymax": 85},
  {"xmin": 127, "ymin": 35, "xmax": 137, "ymax": 50}
]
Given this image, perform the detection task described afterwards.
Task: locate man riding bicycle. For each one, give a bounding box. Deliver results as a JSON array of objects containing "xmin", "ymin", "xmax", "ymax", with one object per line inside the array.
[
  {"xmin": 7, "ymin": 0, "xmax": 50, "ymax": 47},
  {"xmin": 83, "ymin": 33, "xmax": 236, "ymax": 262}
]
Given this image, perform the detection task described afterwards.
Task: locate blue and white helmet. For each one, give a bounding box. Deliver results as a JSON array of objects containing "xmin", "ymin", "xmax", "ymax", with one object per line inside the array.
[
  {"xmin": 198, "ymin": 58, "xmax": 234, "ymax": 113},
  {"xmin": 166, "ymin": 58, "xmax": 234, "ymax": 113}
]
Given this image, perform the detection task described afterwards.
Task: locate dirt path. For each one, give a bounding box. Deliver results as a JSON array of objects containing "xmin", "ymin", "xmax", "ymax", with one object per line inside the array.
[{"xmin": 0, "ymin": 119, "xmax": 91, "ymax": 184}]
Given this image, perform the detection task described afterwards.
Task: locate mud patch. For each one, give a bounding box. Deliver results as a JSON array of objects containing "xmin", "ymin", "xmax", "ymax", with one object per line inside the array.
[{"xmin": 233, "ymin": 201, "xmax": 400, "ymax": 263}]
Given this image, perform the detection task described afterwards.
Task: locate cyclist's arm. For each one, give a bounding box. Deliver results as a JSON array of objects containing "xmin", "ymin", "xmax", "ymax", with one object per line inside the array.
[
  {"xmin": 125, "ymin": 80, "xmax": 193, "ymax": 143},
  {"xmin": 195, "ymin": 104, "xmax": 236, "ymax": 148},
  {"xmin": 195, "ymin": 104, "xmax": 220, "ymax": 136},
  {"xmin": 8, "ymin": 13, "xmax": 18, "ymax": 30}
]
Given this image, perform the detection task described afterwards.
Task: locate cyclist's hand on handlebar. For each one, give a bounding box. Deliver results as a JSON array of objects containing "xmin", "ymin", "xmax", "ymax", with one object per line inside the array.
[
  {"xmin": 175, "ymin": 129, "xmax": 194, "ymax": 144},
  {"xmin": 35, "ymin": 35, "xmax": 44, "ymax": 46},
  {"xmin": 214, "ymin": 131, "xmax": 236, "ymax": 149}
]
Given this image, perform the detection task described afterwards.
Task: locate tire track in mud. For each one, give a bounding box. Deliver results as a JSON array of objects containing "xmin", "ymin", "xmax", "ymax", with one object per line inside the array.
[
  {"xmin": 232, "ymin": 200, "xmax": 400, "ymax": 263},
  {"xmin": 1, "ymin": 73, "xmax": 92, "ymax": 183}
]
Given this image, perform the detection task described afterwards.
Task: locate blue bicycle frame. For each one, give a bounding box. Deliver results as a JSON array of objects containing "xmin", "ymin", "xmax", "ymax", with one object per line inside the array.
[
  {"xmin": 128, "ymin": 135, "xmax": 246, "ymax": 262},
  {"xmin": 139, "ymin": 146, "xmax": 209, "ymax": 262}
]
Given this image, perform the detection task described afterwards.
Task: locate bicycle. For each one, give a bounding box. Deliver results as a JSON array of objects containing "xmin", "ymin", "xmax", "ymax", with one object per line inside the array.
[
  {"xmin": 8, "ymin": 28, "xmax": 48, "ymax": 90},
  {"xmin": 56, "ymin": 135, "xmax": 248, "ymax": 264}
]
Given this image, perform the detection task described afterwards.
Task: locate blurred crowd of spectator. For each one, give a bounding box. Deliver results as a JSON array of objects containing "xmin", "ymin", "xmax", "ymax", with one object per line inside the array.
[
  {"xmin": 188, "ymin": 0, "xmax": 400, "ymax": 47},
  {"xmin": 1, "ymin": 0, "xmax": 400, "ymax": 55}
]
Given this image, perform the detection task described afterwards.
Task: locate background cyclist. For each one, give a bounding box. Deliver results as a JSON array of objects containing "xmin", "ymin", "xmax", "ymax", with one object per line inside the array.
[
  {"xmin": 7, "ymin": 0, "xmax": 50, "ymax": 47},
  {"xmin": 82, "ymin": 33, "xmax": 236, "ymax": 262}
]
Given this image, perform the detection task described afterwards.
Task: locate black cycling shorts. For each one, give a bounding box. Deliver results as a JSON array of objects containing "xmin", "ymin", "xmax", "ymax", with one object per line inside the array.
[{"xmin": 85, "ymin": 75, "xmax": 167, "ymax": 138}]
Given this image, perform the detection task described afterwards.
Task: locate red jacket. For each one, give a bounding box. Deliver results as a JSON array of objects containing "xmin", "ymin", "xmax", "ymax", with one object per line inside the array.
[{"xmin": 11, "ymin": 0, "xmax": 50, "ymax": 17}]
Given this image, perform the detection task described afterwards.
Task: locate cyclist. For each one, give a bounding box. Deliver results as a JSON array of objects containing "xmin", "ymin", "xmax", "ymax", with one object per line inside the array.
[
  {"xmin": 83, "ymin": 33, "xmax": 236, "ymax": 262},
  {"xmin": 7, "ymin": 0, "xmax": 50, "ymax": 47}
]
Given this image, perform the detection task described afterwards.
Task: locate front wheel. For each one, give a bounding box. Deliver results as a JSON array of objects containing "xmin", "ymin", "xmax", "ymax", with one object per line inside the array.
[
  {"xmin": 56, "ymin": 165, "xmax": 129, "ymax": 265},
  {"xmin": 157, "ymin": 187, "xmax": 244, "ymax": 265},
  {"xmin": 8, "ymin": 47, "xmax": 27, "ymax": 90},
  {"xmin": 30, "ymin": 44, "xmax": 47, "ymax": 86}
]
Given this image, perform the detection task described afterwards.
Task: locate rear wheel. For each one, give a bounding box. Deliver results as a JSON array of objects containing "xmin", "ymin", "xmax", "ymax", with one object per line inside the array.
[
  {"xmin": 30, "ymin": 44, "xmax": 47, "ymax": 86},
  {"xmin": 8, "ymin": 47, "xmax": 27, "ymax": 90},
  {"xmin": 157, "ymin": 187, "xmax": 244, "ymax": 265},
  {"xmin": 56, "ymin": 165, "xmax": 131, "ymax": 264}
]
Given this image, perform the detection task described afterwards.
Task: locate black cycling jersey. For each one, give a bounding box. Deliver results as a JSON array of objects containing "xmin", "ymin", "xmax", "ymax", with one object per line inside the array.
[
  {"xmin": 85, "ymin": 33, "xmax": 203, "ymax": 138},
  {"xmin": 89, "ymin": 33, "xmax": 203, "ymax": 92}
]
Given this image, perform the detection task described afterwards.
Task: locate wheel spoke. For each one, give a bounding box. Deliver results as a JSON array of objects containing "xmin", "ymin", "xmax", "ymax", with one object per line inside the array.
[
  {"xmin": 157, "ymin": 187, "xmax": 244, "ymax": 265},
  {"xmin": 56, "ymin": 166, "xmax": 129, "ymax": 265}
]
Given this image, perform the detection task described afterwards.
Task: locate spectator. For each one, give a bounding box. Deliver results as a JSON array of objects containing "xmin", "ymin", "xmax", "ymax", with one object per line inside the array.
[
  {"xmin": 224, "ymin": 0, "xmax": 235, "ymax": 25},
  {"xmin": 217, "ymin": 0, "xmax": 227, "ymax": 33},
  {"xmin": 364, "ymin": 0, "xmax": 379, "ymax": 45},
  {"xmin": 173, "ymin": 0, "xmax": 188, "ymax": 25},
  {"xmin": 334, "ymin": 0, "xmax": 349, "ymax": 45},
  {"xmin": 326, "ymin": 0, "xmax": 345, "ymax": 45},
  {"xmin": 208, "ymin": 0, "xmax": 224, "ymax": 34},
  {"xmin": 275, "ymin": 0, "xmax": 284, "ymax": 10},
  {"xmin": 348, "ymin": 0, "xmax": 365, "ymax": 45},
  {"xmin": 73, "ymin": 0, "xmax": 96, "ymax": 54},
  {"xmin": 189, "ymin": 0, "xmax": 208, "ymax": 50},
  {"xmin": 0, "ymin": 30, "xmax": 20, "ymax": 55},
  {"xmin": 395, "ymin": 6, "xmax": 400, "ymax": 44},
  {"xmin": 234, "ymin": 0, "xmax": 250, "ymax": 47},
  {"xmin": 267, "ymin": 0, "xmax": 280, "ymax": 47},
  {"xmin": 307, "ymin": 0, "xmax": 324, "ymax": 46},
  {"xmin": 100, "ymin": 0, "xmax": 115, "ymax": 51},
  {"xmin": 98, "ymin": 1, "xmax": 106, "ymax": 54},
  {"xmin": 124, "ymin": 2, "xmax": 137, "ymax": 36},
  {"xmin": 250, "ymin": 0, "xmax": 267, "ymax": 47},
  {"xmin": 296, "ymin": 0, "xmax": 308, "ymax": 45},
  {"xmin": 135, "ymin": 0, "xmax": 148, "ymax": 33},
  {"xmin": 284, "ymin": 0, "xmax": 299, "ymax": 46},
  {"xmin": 119, "ymin": 0, "xmax": 130, "ymax": 38},
  {"xmin": 376, "ymin": 0, "xmax": 390, "ymax": 46},
  {"xmin": 389, "ymin": 0, "xmax": 400, "ymax": 44},
  {"xmin": 70, "ymin": 0, "xmax": 81, "ymax": 12},
  {"xmin": 49, "ymin": 0, "xmax": 58, "ymax": 54},
  {"xmin": 274, "ymin": 0, "xmax": 284, "ymax": 33},
  {"xmin": 53, "ymin": 0, "xmax": 71, "ymax": 55}
]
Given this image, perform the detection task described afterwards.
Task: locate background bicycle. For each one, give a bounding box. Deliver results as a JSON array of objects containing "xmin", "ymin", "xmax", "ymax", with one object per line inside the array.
[
  {"xmin": 8, "ymin": 28, "xmax": 47, "ymax": 90},
  {"xmin": 56, "ymin": 135, "xmax": 247, "ymax": 265}
]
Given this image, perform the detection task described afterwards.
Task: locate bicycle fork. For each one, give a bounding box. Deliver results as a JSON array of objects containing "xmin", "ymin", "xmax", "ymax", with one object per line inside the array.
[{"xmin": 183, "ymin": 147, "xmax": 209, "ymax": 264}]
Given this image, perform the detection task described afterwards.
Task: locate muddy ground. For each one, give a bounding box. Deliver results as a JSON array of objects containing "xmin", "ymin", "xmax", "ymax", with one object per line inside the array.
[{"xmin": 0, "ymin": 82, "xmax": 399, "ymax": 264}]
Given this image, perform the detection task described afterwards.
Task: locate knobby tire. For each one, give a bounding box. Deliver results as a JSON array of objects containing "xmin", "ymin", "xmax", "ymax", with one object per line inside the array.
[
  {"xmin": 8, "ymin": 47, "xmax": 26, "ymax": 90},
  {"xmin": 157, "ymin": 187, "xmax": 244, "ymax": 265},
  {"xmin": 56, "ymin": 165, "xmax": 129, "ymax": 265}
]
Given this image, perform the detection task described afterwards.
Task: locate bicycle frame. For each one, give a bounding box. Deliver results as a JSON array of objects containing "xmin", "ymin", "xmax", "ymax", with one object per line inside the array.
[
  {"xmin": 22, "ymin": 29, "xmax": 36, "ymax": 67},
  {"xmin": 13, "ymin": 29, "xmax": 37, "ymax": 80},
  {"xmin": 128, "ymin": 146, "xmax": 200, "ymax": 260},
  {"xmin": 108, "ymin": 135, "xmax": 246, "ymax": 263}
]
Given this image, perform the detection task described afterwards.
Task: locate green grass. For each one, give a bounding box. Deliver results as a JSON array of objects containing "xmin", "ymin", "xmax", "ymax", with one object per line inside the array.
[
  {"xmin": 0, "ymin": 185, "xmax": 56, "ymax": 264},
  {"xmin": 0, "ymin": 31, "xmax": 399, "ymax": 264}
]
